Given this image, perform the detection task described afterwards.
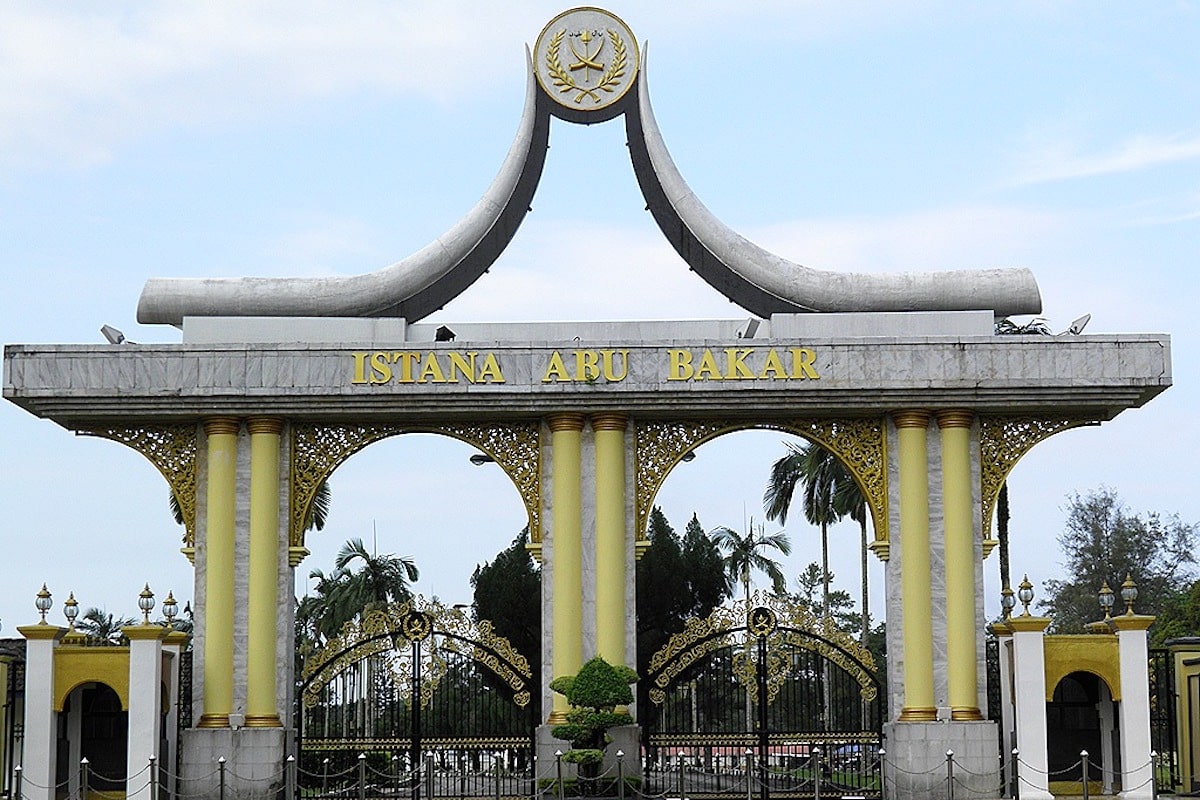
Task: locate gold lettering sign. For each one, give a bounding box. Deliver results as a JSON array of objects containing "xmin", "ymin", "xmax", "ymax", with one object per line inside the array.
[
  {"xmin": 665, "ymin": 348, "xmax": 820, "ymax": 381},
  {"xmin": 351, "ymin": 352, "xmax": 506, "ymax": 385}
]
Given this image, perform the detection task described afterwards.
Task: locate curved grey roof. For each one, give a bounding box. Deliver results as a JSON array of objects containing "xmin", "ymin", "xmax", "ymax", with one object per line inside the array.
[
  {"xmin": 625, "ymin": 48, "xmax": 1041, "ymax": 317},
  {"xmin": 137, "ymin": 50, "xmax": 551, "ymax": 326},
  {"xmin": 137, "ymin": 43, "xmax": 1041, "ymax": 325}
]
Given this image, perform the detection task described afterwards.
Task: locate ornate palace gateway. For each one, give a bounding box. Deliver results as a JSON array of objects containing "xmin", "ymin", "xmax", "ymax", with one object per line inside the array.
[{"xmin": 2, "ymin": 8, "xmax": 1171, "ymax": 800}]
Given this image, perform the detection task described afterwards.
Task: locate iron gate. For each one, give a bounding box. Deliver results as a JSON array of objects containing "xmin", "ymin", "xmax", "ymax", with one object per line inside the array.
[
  {"xmin": 642, "ymin": 597, "xmax": 883, "ymax": 800},
  {"xmin": 297, "ymin": 599, "xmax": 535, "ymax": 800}
]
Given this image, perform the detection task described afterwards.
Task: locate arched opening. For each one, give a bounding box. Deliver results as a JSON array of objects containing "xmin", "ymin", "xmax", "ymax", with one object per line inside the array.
[
  {"xmin": 58, "ymin": 682, "xmax": 128, "ymax": 795},
  {"xmin": 1047, "ymin": 671, "xmax": 1119, "ymax": 794}
]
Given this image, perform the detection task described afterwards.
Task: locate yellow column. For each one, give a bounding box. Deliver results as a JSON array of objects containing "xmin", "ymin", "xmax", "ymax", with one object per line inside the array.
[
  {"xmin": 592, "ymin": 413, "xmax": 628, "ymax": 669},
  {"xmin": 199, "ymin": 417, "xmax": 238, "ymax": 728},
  {"xmin": 246, "ymin": 417, "xmax": 283, "ymax": 727},
  {"xmin": 894, "ymin": 411, "xmax": 936, "ymax": 721},
  {"xmin": 548, "ymin": 413, "xmax": 585, "ymax": 724},
  {"xmin": 937, "ymin": 409, "xmax": 982, "ymax": 720}
]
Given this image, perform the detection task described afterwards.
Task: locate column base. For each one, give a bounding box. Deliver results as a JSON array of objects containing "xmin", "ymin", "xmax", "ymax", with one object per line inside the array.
[
  {"xmin": 883, "ymin": 720, "xmax": 998, "ymax": 800},
  {"xmin": 897, "ymin": 706, "xmax": 937, "ymax": 721},
  {"xmin": 547, "ymin": 710, "xmax": 569, "ymax": 725},
  {"xmin": 951, "ymin": 706, "xmax": 984, "ymax": 721},
  {"xmin": 196, "ymin": 713, "xmax": 230, "ymax": 728},
  {"xmin": 243, "ymin": 713, "xmax": 283, "ymax": 728}
]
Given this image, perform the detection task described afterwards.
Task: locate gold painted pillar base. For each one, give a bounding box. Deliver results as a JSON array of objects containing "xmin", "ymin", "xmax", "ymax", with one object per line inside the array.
[
  {"xmin": 897, "ymin": 707, "xmax": 938, "ymax": 722},
  {"xmin": 244, "ymin": 714, "xmax": 284, "ymax": 728},
  {"xmin": 951, "ymin": 707, "xmax": 984, "ymax": 721},
  {"xmin": 197, "ymin": 713, "xmax": 230, "ymax": 729},
  {"xmin": 547, "ymin": 710, "xmax": 569, "ymax": 725}
]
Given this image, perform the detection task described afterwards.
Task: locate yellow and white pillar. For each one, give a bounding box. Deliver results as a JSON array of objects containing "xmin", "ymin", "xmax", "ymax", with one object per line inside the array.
[
  {"xmin": 246, "ymin": 417, "xmax": 283, "ymax": 727},
  {"xmin": 893, "ymin": 410, "xmax": 936, "ymax": 721},
  {"xmin": 548, "ymin": 413, "xmax": 585, "ymax": 723},
  {"xmin": 591, "ymin": 413, "xmax": 628, "ymax": 670},
  {"xmin": 937, "ymin": 409, "xmax": 982, "ymax": 720},
  {"xmin": 199, "ymin": 417, "xmax": 238, "ymax": 728}
]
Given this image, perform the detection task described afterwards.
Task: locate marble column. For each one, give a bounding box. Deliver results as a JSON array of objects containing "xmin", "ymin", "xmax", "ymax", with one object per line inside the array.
[
  {"xmin": 123, "ymin": 623, "xmax": 169, "ymax": 797},
  {"xmin": 1113, "ymin": 613, "xmax": 1156, "ymax": 800},
  {"xmin": 17, "ymin": 624, "xmax": 65, "ymax": 800},
  {"xmin": 1007, "ymin": 614, "xmax": 1054, "ymax": 800}
]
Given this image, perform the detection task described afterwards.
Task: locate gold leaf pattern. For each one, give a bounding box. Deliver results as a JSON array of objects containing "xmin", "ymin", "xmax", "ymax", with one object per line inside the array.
[
  {"xmin": 291, "ymin": 422, "xmax": 541, "ymax": 547},
  {"xmin": 635, "ymin": 418, "xmax": 888, "ymax": 547},
  {"xmin": 80, "ymin": 424, "xmax": 199, "ymax": 545},
  {"xmin": 979, "ymin": 415, "xmax": 1097, "ymax": 545}
]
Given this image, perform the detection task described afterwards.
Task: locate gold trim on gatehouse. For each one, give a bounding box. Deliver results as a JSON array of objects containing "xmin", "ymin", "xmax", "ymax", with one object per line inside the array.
[
  {"xmin": 634, "ymin": 417, "xmax": 888, "ymax": 555},
  {"xmin": 978, "ymin": 415, "xmax": 1098, "ymax": 557},
  {"xmin": 290, "ymin": 421, "xmax": 541, "ymax": 548}
]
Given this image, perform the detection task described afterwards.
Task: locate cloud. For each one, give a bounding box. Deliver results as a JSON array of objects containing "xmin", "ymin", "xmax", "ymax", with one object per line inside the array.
[
  {"xmin": 0, "ymin": 2, "xmax": 930, "ymax": 171},
  {"xmin": 1010, "ymin": 131, "xmax": 1200, "ymax": 186}
]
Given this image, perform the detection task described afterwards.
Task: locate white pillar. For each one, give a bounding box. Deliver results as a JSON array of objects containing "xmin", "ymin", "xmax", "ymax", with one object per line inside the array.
[
  {"xmin": 1007, "ymin": 615, "xmax": 1054, "ymax": 800},
  {"xmin": 17, "ymin": 625, "xmax": 66, "ymax": 800},
  {"xmin": 1113, "ymin": 614, "xmax": 1155, "ymax": 800},
  {"xmin": 1098, "ymin": 680, "xmax": 1115, "ymax": 795},
  {"xmin": 124, "ymin": 624, "xmax": 169, "ymax": 799},
  {"xmin": 990, "ymin": 624, "xmax": 1017, "ymax": 796}
]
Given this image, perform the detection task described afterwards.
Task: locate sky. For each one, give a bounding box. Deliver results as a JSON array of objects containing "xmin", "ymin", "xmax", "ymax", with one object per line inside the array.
[{"xmin": 1, "ymin": 2, "xmax": 1198, "ymax": 636}]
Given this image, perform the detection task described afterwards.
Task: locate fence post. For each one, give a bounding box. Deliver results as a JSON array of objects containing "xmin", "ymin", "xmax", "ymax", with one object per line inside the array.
[
  {"xmin": 555, "ymin": 750, "xmax": 564, "ymax": 800},
  {"xmin": 878, "ymin": 748, "xmax": 887, "ymax": 800},
  {"xmin": 287, "ymin": 755, "xmax": 297, "ymax": 800},
  {"xmin": 677, "ymin": 755, "xmax": 685, "ymax": 799},
  {"xmin": 459, "ymin": 754, "xmax": 466, "ymax": 800},
  {"xmin": 1081, "ymin": 750, "xmax": 1090, "ymax": 800},
  {"xmin": 322, "ymin": 757, "xmax": 331, "ymax": 798},
  {"xmin": 81, "ymin": 756, "xmax": 91, "ymax": 800},
  {"xmin": 359, "ymin": 753, "xmax": 368, "ymax": 800},
  {"xmin": 218, "ymin": 756, "xmax": 226, "ymax": 800},
  {"xmin": 812, "ymin": 746, "xmax": 822, "ymax": 800},
  {"xmin": 946, "ymin": 750, "xmax": 955, "ymax": 800},
  {"xmin": 149, "ymin": 754, "xmax": 159, "ymax": 800},
  {"xmin": 617, "ymin": 750, "xmax": 625, "ymax": 800},
  {"xmin": 494, "ymin": 750, "xmax": 503, "ymax": 800},
  {"xmin": 425, "ymin": 752, "xmax": 436, "ymax": 800},
  {"xmin": 1151, "ymin": 750, "xmax": 1159, "ymax": 800},
  {"xmin": 745, "ymin": 748, "xmax": 753, "ymax": 800}
]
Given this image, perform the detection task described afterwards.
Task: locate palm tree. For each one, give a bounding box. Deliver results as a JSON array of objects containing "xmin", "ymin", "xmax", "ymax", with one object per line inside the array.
[
  {"xmin": 334, "ymin": 537, "xmax": 420, "ymax": 615},
  {"xmin": 764, "ymin": 441, "xmax": 855, "ymax": 623},
  {"xmin": 710, "ymin": 519, "xmax": 792, "ymax": 604},
  {"xmin": 77, "ymin": 607, "xmax": 137, "ymax": 644}
]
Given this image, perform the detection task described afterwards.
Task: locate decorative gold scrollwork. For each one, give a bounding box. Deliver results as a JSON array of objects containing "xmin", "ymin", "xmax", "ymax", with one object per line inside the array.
[
  {"xmin": 290, "ymin": 421, "xmax": 541, "ymax": 548},
  {"xmin": 300, "ymin": 596, "xmax": 532, "ymax": 711},
  {"xmin": 646, "ymin": 593, "xmax": 879, "ymax": 706},
  {"xmin": 635, "ymin": 418, "xmax": 887, "ymax": 551},
  {"xmin": 79, "ymin": 424, "xmax": 200, "ymax": 545},
  {"xmin": 978, "ymin": 415, "xmax": 1097, "ymax": 555}
]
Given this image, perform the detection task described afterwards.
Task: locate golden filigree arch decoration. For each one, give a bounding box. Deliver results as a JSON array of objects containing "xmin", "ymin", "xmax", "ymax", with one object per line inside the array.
[
  {"xmin": 635, "ymin": 417, "xmax": 888, "ymax": 554},
  {"xmin": 645, "ymin": 592, "xmax": 878, "ymax": 706},
  {"xmin": 299, "ymin": 596, "xmax": 532, "ymax": 710},
  {"xmin": 978, "ymin": 415, "xmax": 1099, "ymax": 557},
  {"xmin": 79, "ymin": 423, "xmax": 200, "ymax": 547},
  {"xmin": 290, "ymin": 421, "xmax": 540, "ymax": 550}
]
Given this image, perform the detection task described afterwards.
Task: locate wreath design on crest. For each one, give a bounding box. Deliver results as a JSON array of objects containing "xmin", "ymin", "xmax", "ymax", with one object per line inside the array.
[{"xmin": 546, "ymin": 28, "xmax": 628, "ymax": 105}]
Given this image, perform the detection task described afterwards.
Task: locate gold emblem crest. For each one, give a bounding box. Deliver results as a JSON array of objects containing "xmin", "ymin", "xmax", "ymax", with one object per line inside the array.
[{"xmin": 534, "ymin": 7, "xmax": 639, "ymax": 112}]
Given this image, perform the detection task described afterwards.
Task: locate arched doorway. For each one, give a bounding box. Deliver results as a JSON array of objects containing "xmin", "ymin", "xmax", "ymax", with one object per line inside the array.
[
  {"xmin": 1047, "ymin": 671, "xmax": 1119, "ymax": 794},
  {"xmin": 59, "ymin": 683, "xmax": 128, "ymax": 796}
]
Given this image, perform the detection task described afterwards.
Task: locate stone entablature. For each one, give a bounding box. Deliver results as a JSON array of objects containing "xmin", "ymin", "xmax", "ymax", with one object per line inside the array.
[{"xmin": 3, "ymin": 332, "xmax": 1170, "ymax": 423}]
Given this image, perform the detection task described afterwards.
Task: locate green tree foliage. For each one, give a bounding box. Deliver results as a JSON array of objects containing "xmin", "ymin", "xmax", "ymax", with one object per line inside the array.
[
  {"xmin": 1154, "ymin": 578, "xmax": 1200, "ymax": 643},
  {"xmin": 636, "ymin": 510, "xmax": 731, "ymax": 677},
  {"xmin": 76, "ymin": 607, "xmax": 137, "ymax": 644},
  {"xmin": 471, "ymin": 528, "xmax": 542, "ymax": 715},
  {"xmin": 550, "ymin": 656, "xmax": 637, "ymax": 770},
  {"xmin": 1042, "ymin": 488, "xmax": 1197, "ymax": 633}
]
